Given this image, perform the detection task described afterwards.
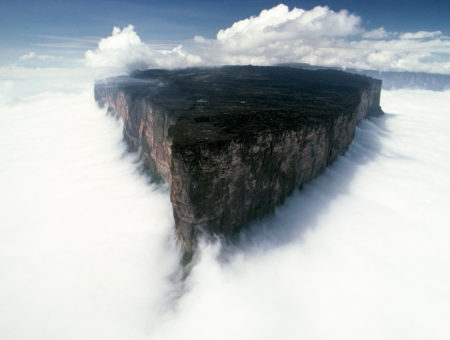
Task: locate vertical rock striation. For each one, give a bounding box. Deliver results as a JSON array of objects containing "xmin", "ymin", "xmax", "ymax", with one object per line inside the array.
[{"xmin": 95, "ymin": 66, "xmax": 382, "ymax": 254}]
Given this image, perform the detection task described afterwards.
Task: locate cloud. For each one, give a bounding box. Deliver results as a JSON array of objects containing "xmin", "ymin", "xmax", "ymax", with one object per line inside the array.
[
  {"xmin": 85, "ymin": 25, "xmax": 203, "ymax": 74},
  {"xmin": 32, "ymin": 34, "xmax": 99, "ymax": 50},
  {"xmin": 16, "ymin": 52, "xmax": 68, "ymax": 71},
  {"xmin": 0, "ymin": 64, "xmax": 94, "ymax": 100},
  {"xmin": 19, "ymin": 52, "xmax": 37, "ymax": 60},
  {"xmin": 85, "ymin": 5, "xmax": 450, "ymax": 75},
  {"xmin": 19, "ymin": 51, "xmax": 61, "ymax": 61},
  {"xmin": 216, "ymin": 4, "xmax": 362, "ymax": 43},
  {"xmin": 362, "ymin": 27, "xmax": 389, "ymax": 39},
  {"xmin": 0, "ymin": 87, "xmax": 180, "ymax": 339},
  {"xmin": 3, "ymin": 76, "xmax": 450, "ymax": 338},
  {"xmin": 194, "ymin": 4, "xmax": 450, "ymax": 73},
  {"xmin": 400, "ymin": 30, "xmax": 442, "ymax": 40}
]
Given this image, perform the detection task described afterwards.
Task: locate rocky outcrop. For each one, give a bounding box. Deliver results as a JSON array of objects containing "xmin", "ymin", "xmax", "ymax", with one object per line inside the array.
[{"xmin": 95, "ymin": 66, "xmax": 382, "ymax": 254}]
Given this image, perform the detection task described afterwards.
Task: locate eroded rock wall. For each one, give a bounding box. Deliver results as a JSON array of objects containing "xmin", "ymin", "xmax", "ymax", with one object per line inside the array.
[
  {"xmin": 169, "ymin": 87, "xmax": 380, "ymax": 251},
  {"xmin": 95, "ymin": 83, "xmax": 174, "ymax": 181},
  {"xmin": 95, "ymin": 70, "xmax": 382, "ymax": 255}
]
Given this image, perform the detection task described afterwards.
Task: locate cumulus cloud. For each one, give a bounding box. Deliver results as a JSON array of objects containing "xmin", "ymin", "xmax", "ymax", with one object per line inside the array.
[
  {"xmin": 85, "ymin": 5, "xmax": 450, "ymax": 75},
  {"xmin": 195, "ymin": 4, "xmax": 450, "ymax": 73},
  {"xmin": 196, "ymin": 4, "xmax": 363, "ymax": 66},
  {"xmin": 85, "ymin": 25, "xmax": 203, "ymax": 74},
  {"xmin": 216, "ymin": 5, "xmax": 361, "ymax": 42}
]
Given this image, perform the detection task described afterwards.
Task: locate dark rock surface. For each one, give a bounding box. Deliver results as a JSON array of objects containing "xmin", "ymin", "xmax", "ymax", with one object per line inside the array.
[{"xmin": 94, "ymin": 66, "xmax": 382, "ymax": 255}]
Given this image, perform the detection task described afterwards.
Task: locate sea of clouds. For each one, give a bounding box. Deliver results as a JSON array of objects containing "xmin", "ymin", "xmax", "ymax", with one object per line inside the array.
[
  {"xmin": 1, "ymin": 75, "xmax": 450, "ymax": 340},
  {"xmin": 1, "ymin": 4, "xmax": 450, "ymax": 340}
]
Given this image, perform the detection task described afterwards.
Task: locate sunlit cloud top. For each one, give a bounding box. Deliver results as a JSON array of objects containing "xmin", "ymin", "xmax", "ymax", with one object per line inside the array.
[{"xmin": 85, "ymin": 4, "xmax": 450, "ymax": 75}]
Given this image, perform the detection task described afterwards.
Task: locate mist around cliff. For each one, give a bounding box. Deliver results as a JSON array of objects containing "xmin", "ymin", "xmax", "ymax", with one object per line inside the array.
[
  {"xmin": 1, "ymin": 4, "xmax": 450, "ymax": 338},
  {"xmin": 1, "ymin": 66, "xmax": 450, "ymax": 340}
]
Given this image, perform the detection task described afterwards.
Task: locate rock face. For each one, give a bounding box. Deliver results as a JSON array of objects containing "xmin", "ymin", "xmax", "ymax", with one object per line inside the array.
[{"xmin": 95, "ymin": 66, "xmax": 382, "ymax": 254}]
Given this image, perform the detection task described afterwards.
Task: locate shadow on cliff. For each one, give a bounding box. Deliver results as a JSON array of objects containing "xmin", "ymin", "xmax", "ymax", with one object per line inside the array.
[
  {"xmin": 151, "ymin": 113, "xmax": 392, "ymax": 308},
  {"xmin": 215, "ymin": 113, "xmax": 392, "ymax": 260}
]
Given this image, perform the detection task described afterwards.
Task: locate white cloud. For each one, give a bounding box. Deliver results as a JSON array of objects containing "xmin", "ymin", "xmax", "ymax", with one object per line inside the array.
[
  {"xmin": 85, "ymin": 5, "xmax": 450, "ymax": 75},
  {"xmin": 0, "ymin": 87, "xmax": 180, "ymax": 339},
  {"xmin": 19, "ymin": 51, "xmax": 60, "ymax": 61},
  {"xmin": 400, "ymin": 30, "xmax": 442, "ymax": 40},
  {"xmin": 0, "ymin": 64, "xmax": 94, "ymax": 101},
  {"xmin": 19, "ymin": 52, "xmax": 37, "ymax": 60},
  {"xmin": 195, "ymin": 4, "xmax": 450, "ymax": 73},
  {"xmin": 362, "ymin": 27, "xmax": 389, "ymax": 39},
  {"xmin": 216, "ymin": 4, "xmax": 361, "ymax": 43},
  {"xmin": 2, "ymin": 74, "xmax": 450, "ymax": 339},
  {"xmin": 85, "ymin": 25, "xmax": 203, "ymax": 74}
]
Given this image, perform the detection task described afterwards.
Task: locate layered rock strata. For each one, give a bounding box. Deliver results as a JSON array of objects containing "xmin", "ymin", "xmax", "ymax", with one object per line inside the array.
[{"xmin": 95, "ymin": 66, "xmax": 382, "ymax": 254}]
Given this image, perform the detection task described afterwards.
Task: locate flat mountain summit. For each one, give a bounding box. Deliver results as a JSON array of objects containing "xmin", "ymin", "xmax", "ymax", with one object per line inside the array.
[{"xmin": 95, "ymin": 66, "xmax": 382, "ymax": 255}]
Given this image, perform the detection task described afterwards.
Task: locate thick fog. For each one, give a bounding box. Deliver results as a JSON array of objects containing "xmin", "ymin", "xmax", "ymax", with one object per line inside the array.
[{"xmin": 1, "ymin": 77, "xmax": 449, "ymax": 339}]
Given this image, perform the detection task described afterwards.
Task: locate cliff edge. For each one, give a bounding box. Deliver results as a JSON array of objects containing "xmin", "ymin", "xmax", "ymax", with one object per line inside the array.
[{"xmin": 94, "ymin": 66, "xmax": 382, "ymax": 255}]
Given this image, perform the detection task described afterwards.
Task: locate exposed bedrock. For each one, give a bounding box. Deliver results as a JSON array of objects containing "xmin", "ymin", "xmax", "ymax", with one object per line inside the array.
[{"xmin": 94, "ymin": 66, "xmax": 382, "ymax": 254}]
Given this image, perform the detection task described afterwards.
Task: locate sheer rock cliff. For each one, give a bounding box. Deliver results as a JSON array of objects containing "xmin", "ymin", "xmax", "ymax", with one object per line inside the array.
[{"xmin": 94, "ymin": 66, "xmax": 382, "ymax": 255}]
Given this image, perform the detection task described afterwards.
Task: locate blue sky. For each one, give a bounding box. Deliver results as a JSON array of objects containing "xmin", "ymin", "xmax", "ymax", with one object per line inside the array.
[
  {"xmin": 1, "ymin": 0, "xmax": 450, "ymax": 73},
  {"xmin": 2, "ymin": 0, "xmax": 449, "ymax": 38}
]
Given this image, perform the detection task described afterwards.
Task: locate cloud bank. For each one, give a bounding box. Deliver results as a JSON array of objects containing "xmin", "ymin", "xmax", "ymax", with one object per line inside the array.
[
  {"xmin": 85, "ymin": 4, "xmax": 450, "ymax": 74},
  {"xmin": 2, "ymin": 80, "xmax": 450, "ymax": 339},
  {"xmin": 0, "ymin": 87, "xmax": 181, "ymax": 339}
]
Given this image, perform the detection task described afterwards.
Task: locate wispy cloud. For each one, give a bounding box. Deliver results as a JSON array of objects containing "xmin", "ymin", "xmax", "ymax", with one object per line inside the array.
[
  {"xmin": 19, "ymin": 51, "xmax": 62, "ymax": 61},
  {"xmin": 400, "ymin": 31, "xmax": 443, "ymax": 40},
  {"xmin": 32, "ymin": 35, "xmax": 99, "ymax": 50}
]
